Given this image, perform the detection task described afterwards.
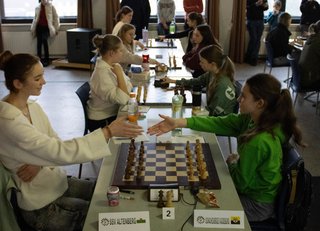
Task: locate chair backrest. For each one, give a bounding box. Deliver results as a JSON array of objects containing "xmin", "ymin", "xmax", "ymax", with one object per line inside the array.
[
  {"xmin": 276, "ymin": 145, "xmax": 312, "ymax": 231},
  {"xmin": 233, "ymin": 80, "xmax": 242, "ymax": 113},
  {"xmin": 75, "ymin": 82, "xmax": 90, "ymax": 135}
]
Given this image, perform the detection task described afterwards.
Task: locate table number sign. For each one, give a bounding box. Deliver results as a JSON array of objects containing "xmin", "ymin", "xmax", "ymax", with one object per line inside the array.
[
  {"xmin": 99, "ymin": 211, "xmax": 150, "ymax": 231},
  {"xmin": 194, "ymin": 210, "xmax": 244, "ymax": 229}
]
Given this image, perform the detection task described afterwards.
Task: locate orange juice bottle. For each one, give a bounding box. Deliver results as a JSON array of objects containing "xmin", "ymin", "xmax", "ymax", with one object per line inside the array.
[{"xmin": 128, "ymin": 92, "xmax": 138, "ymax": 123}]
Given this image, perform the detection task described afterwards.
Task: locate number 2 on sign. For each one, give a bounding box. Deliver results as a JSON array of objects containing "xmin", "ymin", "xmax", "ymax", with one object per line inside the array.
[{"xmin": 162, "ymin": 207, "xmax": 175, "ymax": 220}]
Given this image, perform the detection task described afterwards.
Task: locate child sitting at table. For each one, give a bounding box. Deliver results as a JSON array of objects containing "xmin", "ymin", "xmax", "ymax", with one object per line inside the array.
[
  {"xmin": 87, "ymin": 34, "xmax": 133, "ymax": 131},
  {"xmin": 161, "ymin": 44, "xmax": 237, "ymax": 116},
  {"xmin": 0, "ymin": 50, "xmax": 143, "ymax": 230},
  {"xmin": 117, "ymin": 23, "xmax": 159, "ymax": 73},
  {"xmin": 183, "ymin": 24, "xmax": 221, "ymax": 78},
  {"xmin": 148, "ymin": 73, "xmax": 305, "ymax": 222}
]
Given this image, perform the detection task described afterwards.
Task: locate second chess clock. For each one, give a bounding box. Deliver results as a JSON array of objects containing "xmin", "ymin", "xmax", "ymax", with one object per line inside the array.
[{"xmin": 148, "ymin": 183, "xmax": 180, "ymax": 202}]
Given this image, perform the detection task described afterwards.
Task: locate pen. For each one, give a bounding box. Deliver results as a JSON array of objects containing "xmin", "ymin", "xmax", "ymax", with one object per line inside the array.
[
  {"xmin": 120, "ymin": 189, "xmax": 135, "ymax": 194},
  {"xmin": 120, "ymin": 195, "xmax": 134, "ymax": 200}
]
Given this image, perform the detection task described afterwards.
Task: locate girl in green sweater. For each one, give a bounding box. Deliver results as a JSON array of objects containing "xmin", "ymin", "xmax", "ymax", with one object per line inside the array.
[
  {"xmin": 147, "ymin": 73, "xmax": 305, "ymax": 222},
  {"xmin": 161, "ymin": 44, "xmax": 237, "ymax": 116}
]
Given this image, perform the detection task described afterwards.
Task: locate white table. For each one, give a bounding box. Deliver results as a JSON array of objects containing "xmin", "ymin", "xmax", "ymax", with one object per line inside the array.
[{"xmin": 83, "ymin": 108, "xmax": 251, "ymax": 231}]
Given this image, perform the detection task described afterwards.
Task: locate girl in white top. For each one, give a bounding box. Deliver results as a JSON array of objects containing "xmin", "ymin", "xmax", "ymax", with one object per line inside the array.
[
  {"xmin": 112, "ymin": 6, "xmax": 134, "ymax": 36},
  {"xmin": 87, "ymin": 34, "xmax": 133, "ymax": 131},
  {"xmin": 118, "ymin": 23, "xmax": 159, "ymax": 72},
  {"xmin": 112, "ymin": 6, "xmax": 146, "ymax": 51},
  {"xmin": 0, "ymin": 50, "xmax": 143, "ymax": 230}
]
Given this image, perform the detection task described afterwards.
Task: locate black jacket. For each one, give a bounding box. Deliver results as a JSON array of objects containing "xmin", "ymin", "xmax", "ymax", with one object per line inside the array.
[
  {"xmin": 300, "ymin": 0, "xmax": 320, "ymax": 25},
  {"xmin": 266, "ymin": 24, "xmax": 294, "ymax": 58},
  {"xmin": 246, "ymin": 0, "xmax": 269, "ymax": 21}
]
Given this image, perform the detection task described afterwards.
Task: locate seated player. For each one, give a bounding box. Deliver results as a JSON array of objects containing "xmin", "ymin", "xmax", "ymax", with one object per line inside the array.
[
  {"xmin": 148, "ymin": 73, "xmax": 305, "ymax": 222},
  {"xmin": 117, "ymin": 23, "xmax": 159, "ymax": 73},
  {"xmin": 182, "ymin": 24, "xmax": 221, "ymax": 78},
  {"xmin": 87, "ymin": 34, "xmax": 132, "ymax": 130},
  {"xmin": 161, "ymin": 45, "xmax": 237, "ymax": 116},
  {"xmin": 0, "ymin": 50, "xmax": 143, "ymax": 231}
]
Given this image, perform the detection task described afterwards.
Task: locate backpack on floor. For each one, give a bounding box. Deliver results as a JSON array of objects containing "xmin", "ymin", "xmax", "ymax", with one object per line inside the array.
[{"xmin": 277, "ymin": 146, "xmax": 313, "ymax": 231}]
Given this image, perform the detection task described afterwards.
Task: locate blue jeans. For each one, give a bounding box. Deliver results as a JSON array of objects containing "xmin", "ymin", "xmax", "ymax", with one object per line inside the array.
[
  {"xmin": 246, "ymin": 20, "xmax": 264, "ymax": 63},
  {"xmin": 20, "ymin": 177, "xmax": 95, "ymax": 231}
]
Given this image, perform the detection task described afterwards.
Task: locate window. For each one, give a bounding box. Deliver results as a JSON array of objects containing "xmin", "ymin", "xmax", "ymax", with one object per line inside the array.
[
  {"xmin": 266, "ymin": 0, "xmax": 301, "ymax": 17},
  {"xmin": 149, "ymin": 0, "xmax": 206, "ymax": 16},
  {"xmin": 1, "ymin": 0, "xmax": 76, "ymax": 21}
]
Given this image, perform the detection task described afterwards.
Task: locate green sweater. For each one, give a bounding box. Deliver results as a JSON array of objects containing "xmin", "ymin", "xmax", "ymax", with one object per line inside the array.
[
  {"xmin": 176, "ymin": 72, "xmax": 236, "ymax": 116},
  {"xmin": 187, "ymin": 113, "xmax": 286, "ymax": 203}
]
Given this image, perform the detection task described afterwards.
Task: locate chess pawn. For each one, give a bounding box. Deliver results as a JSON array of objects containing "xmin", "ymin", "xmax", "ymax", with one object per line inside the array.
[
  {"xmin": 157, "ymin": 190, "xmax": 166, "ymax": 208},
  {"xmin": 165, "ymin": 190, "xmax": 174, "ymax": 207}
]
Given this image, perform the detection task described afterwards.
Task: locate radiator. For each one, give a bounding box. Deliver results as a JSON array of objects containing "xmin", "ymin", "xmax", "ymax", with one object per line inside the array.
[{"xmin": 2, "ymin": 30, "xmax": 68, "ymax": 58}]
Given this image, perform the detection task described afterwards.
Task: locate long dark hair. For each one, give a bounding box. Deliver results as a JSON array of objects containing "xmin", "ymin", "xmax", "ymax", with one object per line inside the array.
[
  {"xmin": 195, "ymin": 24, "xmax": 221, "ymax": 49},
  {"xmin": 239, "ymin": 73, "xmax": 305, "ymax": 147},
  {"xmin": 0, "ymin": 51, "xmax": 39, "ymax": 92},
  {"xmin": 187, "ymin": 12, "xmax": 204, "ymax": 26}
]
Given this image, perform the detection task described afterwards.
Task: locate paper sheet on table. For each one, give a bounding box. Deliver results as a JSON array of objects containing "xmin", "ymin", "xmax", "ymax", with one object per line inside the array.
[
  {"xmin": 156, "ymin": 134, "xmax": 205, "ymax": 143},
  {"xmin": 112, "ymin": 132, "xmax": 150, "ymax": 144}
]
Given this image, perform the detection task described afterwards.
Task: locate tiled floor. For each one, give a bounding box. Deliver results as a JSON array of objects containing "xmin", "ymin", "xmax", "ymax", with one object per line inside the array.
[{"xmin": 0, "ymin": 60, "xmax": 319, "ymax": 177}]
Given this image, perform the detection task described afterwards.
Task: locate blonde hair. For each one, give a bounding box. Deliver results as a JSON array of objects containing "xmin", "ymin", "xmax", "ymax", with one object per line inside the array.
[{"xmin": 92, "ymin": 34, "xmax": 122, "ymax": 56}]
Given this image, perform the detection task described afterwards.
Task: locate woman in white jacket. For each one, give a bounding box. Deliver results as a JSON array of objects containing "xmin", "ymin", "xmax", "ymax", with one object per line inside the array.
[
  {"xmin": 30, "ymin": 0, "xmax": 60, "ymax": 67},
  {"xmin": 0, "ymin": 50, "xmax": 143, "ymax": 230}
]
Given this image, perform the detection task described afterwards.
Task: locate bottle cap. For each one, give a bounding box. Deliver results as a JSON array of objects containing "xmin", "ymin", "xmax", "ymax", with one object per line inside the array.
[{"xmin": 129, "ymin": 92, "xmax": 136, "ymax": 98}]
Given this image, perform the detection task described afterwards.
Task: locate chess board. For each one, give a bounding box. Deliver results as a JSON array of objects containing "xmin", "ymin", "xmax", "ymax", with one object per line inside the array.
[{"xmin": 111, "ymin": 142, "xmax": 221, "ymax": 189}]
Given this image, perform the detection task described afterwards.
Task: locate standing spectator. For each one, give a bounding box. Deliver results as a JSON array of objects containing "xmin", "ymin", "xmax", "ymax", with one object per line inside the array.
[
  {"xmin": 120, "ymin": 0, "xmax": 151, "ymax": 39},
  {"xmin": 157, "ymin": 0, "xmax": 176, "ymax": 35},
  {"xmin": 266, "ymin": 0, "xmax": 283, "ymax": 31},
  {"xmin": 300, "ymin": 0, "xmax": 320, "ymax": 36},
  {"xmin": 298, "ymin": 20, "xmax": 320, "ymax": 88},
  {"xmin": 245, "ymin": 0, "xmax": 269, "ymax": 66},
  {"xmin": 183, "ymin": 0, "xmax": 203, "ymax": 29},
  {"xmin": 266, "ymin": 12, "xmax": 295, "ymax": 65},
  {"xmin": 31, "ymin": 0, "xmax": 60, "ymax": 67}
]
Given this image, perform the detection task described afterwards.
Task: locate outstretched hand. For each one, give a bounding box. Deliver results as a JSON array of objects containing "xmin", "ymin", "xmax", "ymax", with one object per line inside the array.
[
  {"xmin": 147, "ymin": 114, "xmax": 177, "ymax": 136},
  {"xmin": 108, "ymin": 116, "xmax": 144, "ymax": 138}
]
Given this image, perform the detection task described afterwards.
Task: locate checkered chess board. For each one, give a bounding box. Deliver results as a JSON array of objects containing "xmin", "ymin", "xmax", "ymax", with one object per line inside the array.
[{"xmin": 111, "ymin": 142, "xmax": 221, "ymax": 189}]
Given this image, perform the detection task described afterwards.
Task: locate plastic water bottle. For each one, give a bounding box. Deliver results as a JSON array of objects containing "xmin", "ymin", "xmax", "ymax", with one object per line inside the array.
[
  {"xmin": 169, "ymin": 20, "xmax": 176, "ymax": 34},
  {"xmin": 172, "ymin": 89, "xmax": 183, "ymax": 134},
  {"xmin": 142, "ymin": 27, "xmax": 148, "ymax": 43},
  {"xmin": 128, "ymin": 92, "xmax": 139, "ymax": 123},
  {"xmin": 172, "ymin": 89, "xmax": 183, "ymax": 118}
]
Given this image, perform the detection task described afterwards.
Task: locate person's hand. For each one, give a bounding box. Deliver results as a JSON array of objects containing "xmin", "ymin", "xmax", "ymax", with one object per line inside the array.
[
  {"xmin": 108, "ymin": 116, "xmax": 143, "ymax": 138},
  {"xmin": 17, "ymin": 164, "xmax": 41, "ymax": 182},
  {"xmin": 111, "ymin": 63, "xmax": 123, "ymax": 77},
  {"xmin": 226, "ymin": 154, "xmax": 239, "ymax": 165},
  {"xmin": 158, "ymin": 35, "xmax": 165, "ymax": 41},
  {"xmin": 161, "ymin": 76, "xmax": 175, "ymax": 84},
  {"xmin": 149, "ymin": 58, "xmax": 160, "ymax": 65},
  {"xmin": 147, "ymin": 114, "xmax": 177, "ymax": 136}
]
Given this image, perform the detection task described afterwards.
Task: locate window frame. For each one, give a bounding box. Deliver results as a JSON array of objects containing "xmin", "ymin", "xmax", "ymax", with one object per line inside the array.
[{"xmin": 0, "ymin": 0, "xmax": 76, "ymax": 24}]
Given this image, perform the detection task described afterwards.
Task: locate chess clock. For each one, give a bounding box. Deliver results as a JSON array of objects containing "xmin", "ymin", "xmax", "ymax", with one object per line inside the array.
[{"xmin": 148, "ymin": 183, "xmax": 180, "ymax": 202}]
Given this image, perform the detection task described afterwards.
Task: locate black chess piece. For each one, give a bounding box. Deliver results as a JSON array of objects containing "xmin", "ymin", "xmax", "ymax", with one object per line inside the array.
[{"xmin": 157, "ymin": 190, "xmax": 166, "ymax": 208}]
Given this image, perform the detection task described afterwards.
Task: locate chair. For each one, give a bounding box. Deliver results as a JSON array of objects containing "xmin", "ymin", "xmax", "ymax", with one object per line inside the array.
[
  {"xmin": 227, "ymin": 80, "xmax": 242, "ymax": 153},
  {"xmin": 287, "ymin": 54, "xmax": 320, "ymax": 114},
  {"xmin": 250, "ymin": 146, "xmax": 311, "ymax": 231},
  {"xmin": 263, "ymin": 40, "xmax": 291, "ymax": 87},
  {"xmin": 75, "ymin": 82, "xmax": 91, "ymax": 178}
]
